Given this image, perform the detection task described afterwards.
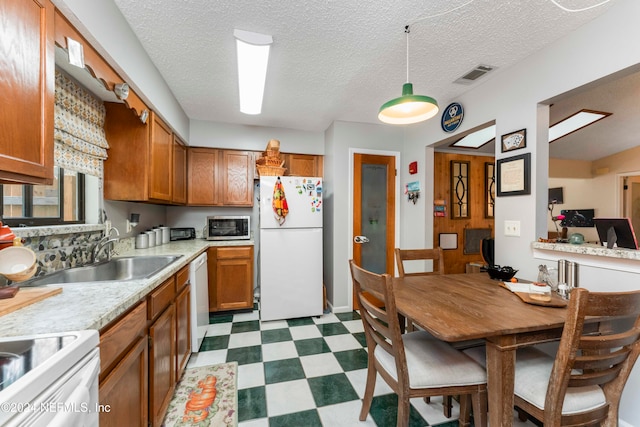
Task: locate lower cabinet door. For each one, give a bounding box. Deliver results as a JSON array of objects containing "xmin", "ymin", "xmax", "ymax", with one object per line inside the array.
[
  {"xmin": 176, "ymin": 284, "xmax": 191, "ymax": 378},
  {"xmin": 99, "ymin": 337, "xmax": 148, "ymax": 427},
  {"xmin": 149, "ymin": 304, "xmax": 176, "ymax": 427}
]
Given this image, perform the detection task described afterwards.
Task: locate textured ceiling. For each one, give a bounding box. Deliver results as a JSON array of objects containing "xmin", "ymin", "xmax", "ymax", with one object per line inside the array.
[{"xmin": 110, "ymin": 0, "xmax": 617, "ymax": 135}]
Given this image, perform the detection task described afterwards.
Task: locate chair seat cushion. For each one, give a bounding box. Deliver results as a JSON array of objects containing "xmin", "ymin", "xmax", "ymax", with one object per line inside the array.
[
  {"xmin": 374, "ymin": 331, "xmax": 486, "ymax": 389},
  {"xmin": 463, "ymin": 346, "xmax": 606, "ymax": 415}
]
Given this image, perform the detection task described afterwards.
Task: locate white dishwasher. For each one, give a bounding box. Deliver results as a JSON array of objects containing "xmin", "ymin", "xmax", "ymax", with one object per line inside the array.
[{"xmin": 189, "ymin": 252, "xmax": 209, "ymax": 352}]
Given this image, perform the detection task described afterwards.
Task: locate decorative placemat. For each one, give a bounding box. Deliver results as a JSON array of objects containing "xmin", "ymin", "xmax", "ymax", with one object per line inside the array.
[{"xmin": 163, "ymin": 362, "xmax": 238, "ymax": 427}]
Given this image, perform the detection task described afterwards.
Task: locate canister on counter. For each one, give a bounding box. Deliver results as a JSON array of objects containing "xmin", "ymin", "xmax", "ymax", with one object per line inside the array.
[
  {"xmin": 135, "ymin": 233, "xmax": 149, "ymax": 249},
  {"xmin": 160, "ymin": 226, "xmax": 170, "ymax": 244},
  {"xmin": 145, "ymin": 230, "xmax": 156, "ymax": 247}
]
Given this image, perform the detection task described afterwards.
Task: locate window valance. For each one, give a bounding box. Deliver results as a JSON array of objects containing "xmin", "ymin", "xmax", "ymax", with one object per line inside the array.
[{"xmin": 54, "ymin": 70, "xmax": 109, "ymax": 177}]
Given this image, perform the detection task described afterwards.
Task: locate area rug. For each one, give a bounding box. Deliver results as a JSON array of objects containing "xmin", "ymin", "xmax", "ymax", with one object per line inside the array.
[{"xmin": 163, "ymin": 362, "xmax": 238, "ymax": 427}]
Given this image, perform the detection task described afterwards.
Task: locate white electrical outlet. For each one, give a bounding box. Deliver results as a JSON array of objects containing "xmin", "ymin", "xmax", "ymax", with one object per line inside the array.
[{"xmin": 504, "ymin": 220, "xmax": 521, "ymax": 237}]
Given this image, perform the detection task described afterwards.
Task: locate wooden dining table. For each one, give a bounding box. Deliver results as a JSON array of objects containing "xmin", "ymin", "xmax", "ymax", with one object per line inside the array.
[{"xmin": 393, "ymin": 273, "xmax": 569, "ymax": 427}]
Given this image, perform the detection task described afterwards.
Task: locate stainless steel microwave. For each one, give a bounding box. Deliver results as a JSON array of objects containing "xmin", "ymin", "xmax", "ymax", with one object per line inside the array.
[{"xmin": 206, "ymin": 216, "xmax": 251, "ymax": 240}]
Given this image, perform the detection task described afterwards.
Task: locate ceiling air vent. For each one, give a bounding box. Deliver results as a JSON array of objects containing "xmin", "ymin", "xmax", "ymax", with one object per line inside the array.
[{"xmin": 454, "ymin": 64, "xmax": 496, "ymax": 85}]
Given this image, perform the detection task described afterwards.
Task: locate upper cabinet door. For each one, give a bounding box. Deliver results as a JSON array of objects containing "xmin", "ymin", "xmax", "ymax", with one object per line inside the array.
[
  {"xmin": 172, "ymin": 136, "xmax": 187, "ymax": 205},
  {"xmin": 220, "ymin": 150, "xmax": 254, "ymax": 206},
  {"xmin": 148, "ymin": 112, "xmax": 173, "ymax": 201},
  {"xmin": 0, "ymin": 0, "xmax": 54, "ymax": 185}
]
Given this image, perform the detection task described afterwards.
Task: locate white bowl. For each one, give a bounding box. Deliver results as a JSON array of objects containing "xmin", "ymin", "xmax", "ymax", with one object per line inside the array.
[{"xmin": 0, "ymin": 246, "xmax": 37, "ymax": 281}]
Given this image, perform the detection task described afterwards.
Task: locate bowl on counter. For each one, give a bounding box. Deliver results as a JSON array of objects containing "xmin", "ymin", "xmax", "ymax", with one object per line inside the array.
[
  {"xmin": 0, "ymin": 246, "xmax": 37, "ymax": 282},
  {"xmin": 486, "ymin": 265, "xmax": 518, "ymax": 281}
]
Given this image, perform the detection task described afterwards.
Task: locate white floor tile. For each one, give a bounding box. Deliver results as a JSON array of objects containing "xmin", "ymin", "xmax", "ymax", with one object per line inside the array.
[
  {"xmin": 324, "ymin": 334, "xmax": 362, "ymax": 352},
  {"xmin": 313, "ymin": 313, "xmax": 340, "ymax": 324},
  {"xmin": 317, "ymin": 400, "xmax": 377, "ymax": 426},
  {"xmin": 205, "ymin": 322, "xmax": 232, "ymax": 336},
  {"xmin": 228, "ymin": 331, "xmax": 262, "ymax": 349},
  {"xmin": 342, "ymin": 319, "xmax": 364, "ymax": 333},
  {"xmin": 260, "ymin": 319, "xmax": 289, "ymax": 330},
  {"xmin": 345, "ymin": 368, "xmax": 394, "ymax": 398},
  {"xmin": 238, "ymin": 362, "xmax": 265, "ymax": 389},
  {"xmin": 261, "ymin": 341, "xmax": 298, "ymax": 362},
  {"xmin": 186, "ymin": 349, "xmax": 227, "ymax": 368},
  {"xmin": 266, "ymin": 379, "xmax": 315, "ymax": 417},
  {"xmin": 289, "ymin": 324, "xmax": 322, "ymax": 340},
  {"xmin": 233, "ymin": 311, "xmax": 260, "ymax": 322},
  {"xmin": 238, "ymin": 418, "xmax": 269, "ymax": 427},
  {"xmin": 300, "ymin": 353, "xmax": 343, "ymax": 378}
]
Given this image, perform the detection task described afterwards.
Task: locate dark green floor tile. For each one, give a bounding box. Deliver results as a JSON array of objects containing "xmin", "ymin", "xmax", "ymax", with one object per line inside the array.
[
  {"xmin": 226, "ymin": 345, "xmax": 262, "ymax": 365},
  {"xmin": 238, "ymin": 386, "xmax": 267, "ymax": 422},
  {"xmin": 368, "ymin": 393, "xmax": 427, "ymax": 427},
  {"xmin": 231, "ymin": 320, "xmax": 261, "ymax": 333},
  {"xmin": 294, "ymin": 338, "xmax": 331, "ymax": 356},
  {"xmin": 199, "ymin": 335, "xmax": 229, "ymax": 351},
  {"xmin": 287, "ymin": 317, "xmax": 315, "ymax": 327},
  {"xmin": 261, "ymin": 328, "xmax": 292, "ymax": 344},
  {"xmin": 316, "ymin": 322, "xmax": 350, "ymax": 336},
  {"xmin": 209, "ymin": 313, "xmax": 233, "ymax": 324},
  {"xmin": 268, "ymin": 409, "xmax": 322, "ymax": 427},
  {"xmin": 264, "ymin": 358, "xmax": 306, "ymax": 384},
  {"xmin": 334, "ymin": 348, "xmax": 369, "ymax": 371},
  {"xmin": 335, "ymin": 311, "xmax": 361, "ymax": 321},
  {"xmin": 307, "ymin": 373, "xmax": 359, "ymax": 407},
  {"xmin": 353, "ymin": 332, "xmax": 368, "ymax": 347}
]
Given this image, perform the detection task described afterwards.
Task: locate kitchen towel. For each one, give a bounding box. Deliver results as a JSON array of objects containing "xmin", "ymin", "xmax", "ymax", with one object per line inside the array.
[{"xmin": 272, "ymin": 177, "xmax": 289, "ymax": 225}]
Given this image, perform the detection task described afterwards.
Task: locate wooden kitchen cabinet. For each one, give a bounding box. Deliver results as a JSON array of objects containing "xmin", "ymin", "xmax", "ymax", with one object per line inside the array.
[
  {"xmin": 149, "ymin": 303, "xmax": 176, "ymax": 427},
  {"xmin": 99, "ymin": 337, "xmax": 148, "ymax": 427},
  {"xmin": 98, "ymin": 301, "xmax": 148, "ymax": 426},
  {"xmin": 175, "ymin": 267, "xmax": 191, "ymax": 377},
  {"xmin": 283, "ymin": 153, "xmax": 323, "ymax": 177},
  {"xmin": 172, "ymin": 136, "xmax": 187, "ymax": 204},
  {"xmin": 0, "ymin": 0, "xmax": 54, "ymax": 185},
  {"xmin": 99, "ymin": 265, "xmax": 191, "ymax": 427},
  {"xmin": 208, "ymin": 246, "xmax": 254, "ymax": 311},
  {"xmin": 187, "ymin": 148, "xmax": 254, "ymax": 206},
  {"xmin": 104, "ymin": 104, "xmax": 176, "ymax": 203}
]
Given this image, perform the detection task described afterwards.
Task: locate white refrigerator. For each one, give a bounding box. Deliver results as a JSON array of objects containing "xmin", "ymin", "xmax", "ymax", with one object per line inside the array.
[{"xmin": 259, "ymin": 176, "xmax": 323, "ymax": 321}]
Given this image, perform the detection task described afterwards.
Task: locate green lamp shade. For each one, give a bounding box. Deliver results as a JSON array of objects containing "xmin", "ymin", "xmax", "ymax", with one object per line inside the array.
[{"xmin": 378, "ymin": 83, "xmax": 439, "ymax": 125}]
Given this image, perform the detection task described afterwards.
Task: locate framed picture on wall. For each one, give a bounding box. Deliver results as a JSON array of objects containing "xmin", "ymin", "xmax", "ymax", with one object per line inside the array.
[
  {"xmin": 501, "ymin": 128, "xmax": 526, "ymax": 152},
  {"xmin": 496, "ymin": 152, "xmax": 531, "ymax": 197}
]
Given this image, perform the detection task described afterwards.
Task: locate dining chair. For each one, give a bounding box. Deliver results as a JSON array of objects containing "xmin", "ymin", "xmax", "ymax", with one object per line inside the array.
[
  {"xmin": 466, "ymin": 287, "xmax": 640, "ymax": 427},
  {"xmin": 394, "ymin": 247, "xmax": 445, "ymax": 277},
  {"xmin": 349, "ymin": 260, "xmax": 487, "ymax": 427}
]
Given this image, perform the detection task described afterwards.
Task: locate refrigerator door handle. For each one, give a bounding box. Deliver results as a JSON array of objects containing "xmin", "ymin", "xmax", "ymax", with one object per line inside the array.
[{"xmin": 354, "ymin": 235, "xmax": 370, "ymax": 243}]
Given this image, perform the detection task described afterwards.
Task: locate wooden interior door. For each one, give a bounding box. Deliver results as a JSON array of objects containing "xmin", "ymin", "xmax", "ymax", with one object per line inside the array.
[{"xmin": 352, "ymin": 153, "xmax": 396, "ymax": 309}]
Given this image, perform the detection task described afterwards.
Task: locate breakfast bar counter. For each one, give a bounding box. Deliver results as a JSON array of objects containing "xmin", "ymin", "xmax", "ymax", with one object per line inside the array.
[{"xmin": 0, "ymin": 239, "xmax": 254, "ymax": 337}]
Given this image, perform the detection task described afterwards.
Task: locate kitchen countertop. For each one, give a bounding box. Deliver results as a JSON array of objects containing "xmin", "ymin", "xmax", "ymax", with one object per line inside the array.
[{"xmin": 0, "ymin": 239, "xmax": 254, "ymax": 337}]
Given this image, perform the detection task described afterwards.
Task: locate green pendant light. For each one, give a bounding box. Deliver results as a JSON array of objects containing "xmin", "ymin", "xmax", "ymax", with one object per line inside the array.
[{"xmin": 378, "ymin": 26, "xmax": 439, "ymax": 125}]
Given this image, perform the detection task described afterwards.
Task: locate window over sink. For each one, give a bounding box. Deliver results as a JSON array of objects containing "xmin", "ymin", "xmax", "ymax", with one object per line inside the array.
[{"xmin": 0, "ymin": 166, "xmax": 85, "ymax": 226}]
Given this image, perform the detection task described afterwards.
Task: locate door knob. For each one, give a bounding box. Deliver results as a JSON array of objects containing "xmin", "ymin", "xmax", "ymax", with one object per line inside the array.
[{"xmin": 354, "ymin": 236, "xmax": 370, "ymax": 243}]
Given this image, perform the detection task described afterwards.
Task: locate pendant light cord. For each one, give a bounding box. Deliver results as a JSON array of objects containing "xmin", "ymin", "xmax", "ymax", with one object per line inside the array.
[{"xmin": 405, "ymin": 25, "xmax": 410, "ymax": 83}]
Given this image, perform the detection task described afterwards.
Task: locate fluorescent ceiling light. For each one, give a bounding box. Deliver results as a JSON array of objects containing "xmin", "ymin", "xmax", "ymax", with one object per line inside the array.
[
  {"xmin": 452, "ymin": 125, "xmax": 496, "ymax": 148},
  {"xmin": 549, "ymin": 109, "xmax": 610, "ymax": 143},
  {"xmin": 234, "ymin": 29, "xmax": 272, "ymax": 115}
]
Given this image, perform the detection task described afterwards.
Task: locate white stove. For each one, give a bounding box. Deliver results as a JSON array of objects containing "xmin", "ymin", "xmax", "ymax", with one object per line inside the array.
[{"xmin": 0, "ymin": 329, "xmax": 99, "ymax": 427}]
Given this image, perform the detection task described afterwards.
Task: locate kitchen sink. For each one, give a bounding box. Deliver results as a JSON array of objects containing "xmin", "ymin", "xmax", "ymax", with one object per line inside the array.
[{"xmin": 21, "ymin": 255, "xmax": 183, "ymax": 286}]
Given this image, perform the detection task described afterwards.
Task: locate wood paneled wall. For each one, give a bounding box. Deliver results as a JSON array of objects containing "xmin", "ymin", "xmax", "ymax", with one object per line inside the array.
[{"xmin": 433, "ymin": 153, "xmax": 495, "ymax": 273}]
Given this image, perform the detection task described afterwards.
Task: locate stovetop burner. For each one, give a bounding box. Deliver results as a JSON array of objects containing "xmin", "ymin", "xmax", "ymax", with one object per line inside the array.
[{"xmin": 0, "ymin": 335, "xmax": 77, "ymax": 392}]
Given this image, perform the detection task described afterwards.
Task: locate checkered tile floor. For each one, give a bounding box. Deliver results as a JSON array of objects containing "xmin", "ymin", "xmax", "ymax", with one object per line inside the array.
[{"xmin": 186, "ymin": 309, "xmax": 536, "ymax": 427}]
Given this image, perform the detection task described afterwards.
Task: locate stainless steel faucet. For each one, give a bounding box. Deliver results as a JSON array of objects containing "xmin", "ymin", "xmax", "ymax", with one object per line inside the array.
[{"xmin": 92, "ymin": 227, "xmax": 120, "ymax": 263}]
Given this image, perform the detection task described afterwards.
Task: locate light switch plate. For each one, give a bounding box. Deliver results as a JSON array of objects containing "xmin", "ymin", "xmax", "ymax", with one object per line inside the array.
[{"xmin": 504, "ymin": 220, "xmax": 521, "ymax": 237}]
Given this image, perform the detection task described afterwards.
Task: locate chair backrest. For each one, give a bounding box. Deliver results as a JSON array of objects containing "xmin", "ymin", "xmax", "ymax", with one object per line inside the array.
[
  {"xmin": 394, "ymin": 247, "xmax": 445, "ymax": 277},
  {"xmin": 349, "ymin": 260, "xmax": 407, "ymax": 380},
  {"xmin": 545, "ymin": 287, "xmax": 640, "ymax": 425}
]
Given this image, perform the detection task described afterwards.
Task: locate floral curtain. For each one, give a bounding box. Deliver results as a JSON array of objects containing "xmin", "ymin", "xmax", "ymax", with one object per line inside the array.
[{"xmin": 54, "ymin": 70, "xmax": 109, "ymax": 177}]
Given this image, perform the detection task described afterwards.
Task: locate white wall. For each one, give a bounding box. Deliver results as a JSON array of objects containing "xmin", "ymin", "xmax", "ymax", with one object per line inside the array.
[{"xmin": 324, "ymin": 121, "xmax": 404, "ymax": 312}]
